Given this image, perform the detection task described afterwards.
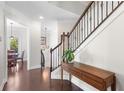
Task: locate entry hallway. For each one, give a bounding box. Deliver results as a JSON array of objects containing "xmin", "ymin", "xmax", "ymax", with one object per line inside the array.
[{"xmin": 3, "ymin": 62, "xmax": 82, "ymax": 91}]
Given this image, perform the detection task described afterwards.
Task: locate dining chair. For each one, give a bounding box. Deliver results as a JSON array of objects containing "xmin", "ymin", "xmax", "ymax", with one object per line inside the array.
[
  {"xmin": 16, "ymin": 51, "xmax": 24, "ymax": 64},
  {"xmin": 8, "ymin": 50, "xmax": 17, "ymax": 68}
]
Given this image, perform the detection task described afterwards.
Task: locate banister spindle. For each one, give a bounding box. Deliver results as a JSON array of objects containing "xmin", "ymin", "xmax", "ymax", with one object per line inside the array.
[
  {"xmin": 112, "ymin": 1, "xmax": 114, "ymax": 10},
  {"xmin": 84, "ymin": 15, "xmax": 86, "ymax": 39},
  {"xmin": 118, "ymin": 1, "xmax": 119, "ymax": 5},
  {"xmin": 53, "ymin": 50, "xmax": 54, "ymax": 70},
  {"xmin": 82, "ymin": 18, "xmax": 84, "ymax": 41},
  {"xmin": 70, "ymin": 35, "xmax": 71, "ymax": 49},
  {"xmin": 57, "ymin": 47, "xmax": 59, "ymax": 67},
  {"xmin": 87, "ymin": 10, "xmax": 89, "ymax": 36},
  {"xmin": 73, "ymin": 32, "xmax": 75, "ymax": 50},
  {"xmin": 75, "ymin": 28, "xmax": 76, "ymax": 49},
  {"xmin": 90, "ymin": 6, "xmax": 92, "ymax": 33},
  {"xmin": 74, "ymin": 30, "xmax": 76, "ymax": 49},
  {"xmin": 101, "ymin": 1, "xmax": 103, "ymax": 22},
  {"xmin": 76, "ymin": 27, "xmax": 78, "ymax": 47},
  {"xmin": 106, "ymin": 1, "xmax": 108, "ymax": 17},
  {"xmin": 58, "ymin": 48, "xmax": 59, "ymax": 66},
  {"xmin": 50, "ymin": 48, "xmax": 52, "ymax": 71},
  {"xmin": 94, "ymin": 2, "xmax": 95, "ymax": 29},
  {"xmin": 79, "ymin": 21, "xmax": 81, "ymax": 43},
  {"xmin": 97, "ymin": 1, "xmax": 99, "ymax": 25}
]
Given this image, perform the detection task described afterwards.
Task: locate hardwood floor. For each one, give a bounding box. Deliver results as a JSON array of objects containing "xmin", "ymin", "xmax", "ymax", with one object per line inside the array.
[{"xmin": 3, "ymin": 62, "xmax": 82, "ymax": 91}]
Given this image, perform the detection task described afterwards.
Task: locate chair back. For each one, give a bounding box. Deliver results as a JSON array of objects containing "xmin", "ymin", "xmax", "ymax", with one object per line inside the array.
[
  {"xmin": 8, "ymin": 50, "xmax": 15, "ymax": 53},
  {"xmin": 8, "ymin": 50, "xmax": 16, "ymax": 59},
  {"xmin": 21, "ymin": 51, "xmax": 24, "ymax": 58}
]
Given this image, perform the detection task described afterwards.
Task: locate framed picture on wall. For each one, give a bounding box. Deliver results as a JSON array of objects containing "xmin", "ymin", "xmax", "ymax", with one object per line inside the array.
[{"xmin": 41, "ymin": 37, "xmax": 46, "ymax": 45}]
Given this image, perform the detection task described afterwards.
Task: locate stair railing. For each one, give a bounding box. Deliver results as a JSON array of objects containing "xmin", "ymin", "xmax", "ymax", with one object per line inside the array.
[
  {"xmin": 50, "ymin": 32, "xmax": 69, "ymax": 72},
  {"xmin": 50, "ymin": 1, "xmax": 123, "ymax": 72},
  {"xmin": 68, "ymin": 1, "xmax": 123, "ymax": 52}
]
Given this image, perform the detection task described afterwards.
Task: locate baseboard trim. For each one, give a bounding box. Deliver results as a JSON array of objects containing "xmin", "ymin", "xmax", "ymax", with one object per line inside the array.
[
  {"xmin": 29, "ymin": 65, "xmax": 41, "ymax": 70},
  {"xmin": 0, "ymin": 79, "xmax": 7, "ymax": 91}
]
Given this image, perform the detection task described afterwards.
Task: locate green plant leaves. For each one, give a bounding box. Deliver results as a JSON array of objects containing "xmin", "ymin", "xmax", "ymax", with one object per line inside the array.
[
  {"xmin": 10, "ymin": 37, "xmax": 18, "ymax": 52},
  {"xmin": 63, "ymin": 49, "xmax": 74, "ymax": 62}
]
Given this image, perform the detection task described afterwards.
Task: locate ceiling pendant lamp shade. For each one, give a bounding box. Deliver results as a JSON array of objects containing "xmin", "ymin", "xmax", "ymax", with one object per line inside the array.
[
  {"xmin": 10, "ymin": 23, "xmax": 14, "ymax": 39},
  {"xmin": 10, "ymin": 36, "xmax": 14, "ymax": 40}
]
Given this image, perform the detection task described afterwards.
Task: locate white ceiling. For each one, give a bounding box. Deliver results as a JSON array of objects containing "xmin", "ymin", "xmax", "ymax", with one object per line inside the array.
[
  {"xmin": 48, "ymin": 1, "xmax": 89, "ymax": 15},
  {"xmin": 7, "ymin": 18, "xmax": 27, "ymax": 29},
  {"xmin": 5, "ymin": 1, "xmax": 89, "ymax": 21}
]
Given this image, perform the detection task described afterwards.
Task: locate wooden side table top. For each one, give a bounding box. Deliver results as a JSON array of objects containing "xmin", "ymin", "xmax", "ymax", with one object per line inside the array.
[
  {"xmin": 61, "ymin": 62, "xmax": 116, "ymax": 91},
  {"xmin": 63, "ymin": 62, "xmax": 115, "ymax": 79}
]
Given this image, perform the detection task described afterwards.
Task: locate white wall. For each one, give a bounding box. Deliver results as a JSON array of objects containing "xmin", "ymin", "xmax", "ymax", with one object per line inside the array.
[
  {"xmin": 41, "ymin": 19, "xmax": 58, "ymax": 67},
  {"xmin": 58, "ymin": 19, "xmax": 77, "ymax": 41},
  {"xmin": 28, "ymin": 21, "xmax": 41, "ymax": 69},
  {"xmin": 41, "ymin": 19, "xmax": 58, "ymax": 49},
  {"xmin": 72, "ymin": 3, "xmax": 124, "ymax": 91},
  {"xmin": 0, "ymin": 2, "xmax": 6, "ymax": 90}
]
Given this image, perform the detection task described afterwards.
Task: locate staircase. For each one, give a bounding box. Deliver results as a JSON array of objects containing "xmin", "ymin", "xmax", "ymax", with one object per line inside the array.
[{"xmin": 50, "ymin": 1, "xmax": 123, "ymax": 72}]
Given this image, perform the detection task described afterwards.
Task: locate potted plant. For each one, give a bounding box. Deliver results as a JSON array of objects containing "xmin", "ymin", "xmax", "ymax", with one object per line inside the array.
[
  {"xmin": 63, "ymin": 49, "xmax": 75, "ymax": 63},
  {"xmin": 10, "ymin": 37, "xmax": 18, "ymax": 53}
]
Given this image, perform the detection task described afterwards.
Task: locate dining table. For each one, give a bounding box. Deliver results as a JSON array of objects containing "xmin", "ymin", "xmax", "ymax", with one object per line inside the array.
[{"xmin": 8, "ymin": 52, "xmax": 19, "ymax": 67}]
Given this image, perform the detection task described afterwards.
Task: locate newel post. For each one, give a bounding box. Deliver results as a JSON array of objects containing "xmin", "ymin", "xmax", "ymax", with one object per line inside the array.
[
  {"xmin": 67, "ymin": 32, "xmax": 70, "ymax": 50},
  {"xmin": 50, "ymin": 48, "xmax": 52, "ymax": 72},
  {"xmin": 62, "ymin": 32, "xmax": 65, "ymax": 63}
]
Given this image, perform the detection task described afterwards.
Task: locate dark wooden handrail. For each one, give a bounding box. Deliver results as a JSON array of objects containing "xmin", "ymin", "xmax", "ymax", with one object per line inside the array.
[
  {"xmin": 52, "ymin": 42, "xmax": 62, "ymax": 51},
  {"xmin": 51, "ymin": 35, "xmax": 63, "ymax": 51},
  {"xmin": 51, "ymin": 33, "xmax": 68, "ymax": 51},
  {"xmin": 68, "ymin": 1, "xmax": 123, "ymax": 52},
  {"xmin": 69, "ymin": 1, "xmax": 94, "ymax": 36}
]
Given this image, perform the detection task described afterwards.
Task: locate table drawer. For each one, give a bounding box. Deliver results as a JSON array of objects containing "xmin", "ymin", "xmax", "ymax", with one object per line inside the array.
[
  {"xmin": 81, "ymin": 72, "xmax": 104, "ymax": 83},
  {"xmin": 80, "ymin": 73, "xmax": 105, "ymax": 90},
  {"xmin": 62, "ymin": 65, "xmax": 81, "ymax": 77},
  {"xmin": 70, "ymin": 68, "xmax": 81, "ymax": 77}
]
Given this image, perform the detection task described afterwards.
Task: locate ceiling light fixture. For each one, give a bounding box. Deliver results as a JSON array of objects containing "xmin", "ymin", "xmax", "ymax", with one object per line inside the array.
[
  {"xmin": 10, "ymin": 23, "xmax": 14, "ymax": 40},
  {"xmin": 40, "ymin": 16, "xmax": 44, "ymax": 19}
]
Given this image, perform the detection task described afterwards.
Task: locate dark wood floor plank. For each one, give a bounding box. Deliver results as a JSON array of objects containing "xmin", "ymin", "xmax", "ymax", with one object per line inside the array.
[{"xmin": 3, "ymin": 62, "xmax": 82, "ymax": 91}]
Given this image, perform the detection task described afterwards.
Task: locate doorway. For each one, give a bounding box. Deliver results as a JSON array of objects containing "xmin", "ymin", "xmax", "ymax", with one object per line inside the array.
[{"xmin": 5, "ymin": 18, "xmax": 29, "ymax": 79}]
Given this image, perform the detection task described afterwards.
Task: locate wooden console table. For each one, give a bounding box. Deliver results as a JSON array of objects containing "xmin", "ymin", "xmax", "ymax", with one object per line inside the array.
[{"xmin": 61, "ymin": 62, "xmax": 116, "ymax": 91}]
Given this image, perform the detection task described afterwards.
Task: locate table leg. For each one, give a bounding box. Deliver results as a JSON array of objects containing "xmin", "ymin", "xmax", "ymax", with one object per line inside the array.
[
  {"xmin": 61, "ymin": 67, "xmax": 63, "ymax": 80},
  {"xmin": 111, "ymin": 76, "xmax": 116, "ymax": 91},
  {"xmin": 69, "ymin": 73, "xmax": 71, "ymax": 81}
]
